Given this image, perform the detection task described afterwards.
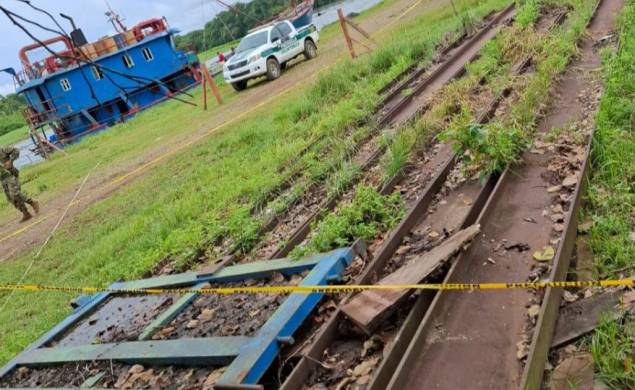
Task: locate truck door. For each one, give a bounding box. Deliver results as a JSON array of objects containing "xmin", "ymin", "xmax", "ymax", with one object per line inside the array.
[{"xmin": 274, "ymin": 22, "xmax": 298, "ymax": 61}]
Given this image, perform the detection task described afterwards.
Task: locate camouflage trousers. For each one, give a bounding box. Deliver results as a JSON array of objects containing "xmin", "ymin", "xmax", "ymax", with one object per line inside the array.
[{"xmin": 1, "ymin": 175, "xmax": 31, "ymax": 213}]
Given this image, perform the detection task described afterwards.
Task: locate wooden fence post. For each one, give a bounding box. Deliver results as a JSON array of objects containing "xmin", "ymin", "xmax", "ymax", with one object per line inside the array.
[
  {"xmin": 338, "ymin": 8, "xmax": 356, "ymax": 59},
  {"xmin": 201, "ymin": 66, "xmax": 222, "ymax": 108},
  {"xmin": 202, "ymin": 75, "xmax": 208, "ymax": 110}
]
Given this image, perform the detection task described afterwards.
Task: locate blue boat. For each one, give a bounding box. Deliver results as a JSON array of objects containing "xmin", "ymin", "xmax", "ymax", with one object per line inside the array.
[
  {"xmin": 8, "ymin": 17, "xmax": 200, "ymax": 146},
  {"xmin": 257, "ymin": 0, "xmax": 314, "ymax": 30},
  {"xmin": 287, "ymin": 0, "xmax": 315, "ymax": 28}
]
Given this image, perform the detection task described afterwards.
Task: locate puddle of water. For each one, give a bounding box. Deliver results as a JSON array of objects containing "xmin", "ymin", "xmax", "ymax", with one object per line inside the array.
[
  {"xmin": 13, "ymin": 137, "xmax": 44, "ymax": 169},
  {"xmin": 313, "ymin": 0, "xmax": 384, "ymax": 30}
]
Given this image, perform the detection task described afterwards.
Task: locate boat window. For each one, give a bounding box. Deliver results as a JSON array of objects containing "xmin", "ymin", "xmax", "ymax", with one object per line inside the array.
[
  {"xmin": 236, "ymin": 31, "xmax": 268, "ymax": 53},
  {"xmin": 122, "ymin": 54, "xmax": 135, "ymax": 68},
  {"xmin": 142, "ymin": 47, "xmax": 154, "ymax": 61},
  {"xmin": 91, "ymin": 66, "xmax": 103, "ymax": 80},
  {"xmin": 60, "ymin": 78, "xmax": 71, "ymax": 92}
]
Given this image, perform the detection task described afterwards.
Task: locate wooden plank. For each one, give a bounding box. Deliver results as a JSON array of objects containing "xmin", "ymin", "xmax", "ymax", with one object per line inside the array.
[
  {"xmin": 342, "ymin": 225, "xmax": 481, "ymax": 333},
  {"xmin": 17, "ymin": 337, "xmax": 248, "ymax": 366},
  {"xmin": 551, "ymin": 290, "xmax": 623, "ymax": 348}
]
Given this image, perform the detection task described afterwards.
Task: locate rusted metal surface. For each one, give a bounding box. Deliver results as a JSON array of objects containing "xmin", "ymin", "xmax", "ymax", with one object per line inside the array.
[
  {"xmin": 521, "ymin": 2, "xmax": 623, "ymax": 388},
  {"xmin": 550, "ymin": 290, "xmax": 624, "ymax": 349},
  {"xmin": 342, "ymin": 225, "xmax": 481, "ymax": 333},
  {"xmin": 382, "ymin": 3, "xmax": 618, "ymax": 388},
  {"xmin": 378, "ymin": 4, "xmax": 516, "ymax": 127},
  {"xmin": 270, "ymin": 5, "xmax": 517, "ymax": 266},
  {"xmin": 280, "ymin": 30, "xmax": 524, "ymax": 386}
]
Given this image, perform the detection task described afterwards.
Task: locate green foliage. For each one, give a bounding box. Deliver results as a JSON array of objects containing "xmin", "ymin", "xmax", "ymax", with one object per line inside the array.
[
  {"xmin": 0, "ymin": 0, "xmax": 513, "ymax": 365},
  {"xmin": 0, "ymin": 94, "xmax": 26, "ymax": 138},
  {"xmin": 442, "ymin": 122, "xmax": 528, "ymax": 178},
  {"xmin": 586, "ymin": 0, "xmax": 635, "ymax": 276},
  {"xmin": 590, "ymin": 316, "xmax": 635, "ymax": 388},
  {"xmin": 514, "ymin": 0, "xmax": 539, "ymax": 28},
  {"xmin": 292, "ymin": 186, "xmax": 404, "ymax": 257},
  {"xmin": 175, "ymin": 0, "xmax": 343, "ymax": 53},
  {"xmin": 441, "ymin": 0, "xmax": 596, "ymax": 178}
]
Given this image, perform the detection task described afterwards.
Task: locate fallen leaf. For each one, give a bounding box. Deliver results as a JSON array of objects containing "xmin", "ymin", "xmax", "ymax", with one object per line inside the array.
[
  {"xmin": 562, "ymin": 175, "xmax": 578, "ymax": 187},
  {"xmin": 357, "ymin": 375, "xmax": 371, "ymax": 385},
  {"xmin": 548, "ymin": 185, "xmax": 562, "ymax": 193},
  {"xmin": 551, "ymin": 214, "xmax": 565, "ymax": 223},
  {"xmin": 550, "ymin": 353, "xmax": 593, "ymax": 390},
  {"xmin": 578, "ymin": 220, "xmax": 593, "ymax": 234},
  {"xmin": 552, "ymin": 204, "xmax": 564, "ymax": 214},
  {"xmin": 563, "ymin": 291, "xmax": 579, "ymax": 303},
  {"xmin": 352, "ymin": 357, "xmax": 379, "ymax": 377},
  {"xmin": 527, "ymin": 304, "xmax": 541, "ymax": 318},
  {"xmin": 621, "ymin": 290, "xmax": 635, "ymax": 306},
  {"xmin": 202, "ymin": 367, "xmax": 226, "ymax": 389},
  {"xmin": 516, "ymin": 340, "xmax": 528, "ymax": 360},
  {"xmin": 198, "ymin": 308, "xmax": 216, "ymax": 321},
  {"xmin": 186, "ymin": 319, "xmax": 199, "ymax": 329},
  {"xmin": 272, "ymin": 272, "xmax": 285, "ymax": 283},
  {"xmin": 533, "ymin": 246, "xmax": 555, "ymax": 262},
  {"xmin": 362, "ymin": 335, "xmax": 383, "ymax": 357}
]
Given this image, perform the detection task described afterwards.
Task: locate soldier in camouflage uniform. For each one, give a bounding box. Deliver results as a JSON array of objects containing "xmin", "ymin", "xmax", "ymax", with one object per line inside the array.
[{"xmin": 1, "ymin": 146, "xmax": 39, "ymax": 222}]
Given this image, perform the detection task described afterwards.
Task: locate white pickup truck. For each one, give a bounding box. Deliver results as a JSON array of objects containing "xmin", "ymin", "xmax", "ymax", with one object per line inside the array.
[{"xmin": 223, "ymin": 20, "xmax": 319, "ymax": 91}]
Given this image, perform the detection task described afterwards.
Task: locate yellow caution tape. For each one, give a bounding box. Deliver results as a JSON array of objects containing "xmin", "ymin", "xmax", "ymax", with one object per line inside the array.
[{"xmin": 0, "ymin": 279, "xmax": 632, "ymax": 296}]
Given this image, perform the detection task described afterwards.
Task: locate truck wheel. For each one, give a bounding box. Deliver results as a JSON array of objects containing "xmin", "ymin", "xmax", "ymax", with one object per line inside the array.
[
  {"xmin": 266, "ymin": 58, "xmax": 281, "ymax": 80},
  {"xmin": 231, "ymin": 80, "xmax": 248, "ymax": 91},
  {"xmin": 304, "ymin": 40, "xmax": 317, "ymax": 60}
]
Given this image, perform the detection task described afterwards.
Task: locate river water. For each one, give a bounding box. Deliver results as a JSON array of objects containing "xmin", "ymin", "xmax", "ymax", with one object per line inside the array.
[{"xmin": 313, "ymin": 0, "xmax": 384, "ymax": 30}]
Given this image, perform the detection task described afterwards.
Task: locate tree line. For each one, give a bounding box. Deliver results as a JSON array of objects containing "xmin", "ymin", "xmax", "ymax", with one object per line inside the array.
[
  {"xmin": 175, "ymin": 0, "xmax": 340, "ymax": 53},
  {"xmin": 0, "ymin": 94, "xmax": 26, "ymax": 137}
]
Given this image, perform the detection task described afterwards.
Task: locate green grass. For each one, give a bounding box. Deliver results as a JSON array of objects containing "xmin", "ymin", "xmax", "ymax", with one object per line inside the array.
[
  {"xmin": 441, "ymin": 0, "xmax": 596, "ymax": 178},
  {"xmin": 586, "ymin": 0, "xmax": 635, "ymax": 386},
  {"xmin": 0, "ymin": 82, "xmax": 240, "ymax": 222},
  {"xmin": 291, "ymin": 185, "xmax": 404, "ymax": 258},
  {"xmin": 0, "ymin": 0, "xmax": 513, "ymax": 365},
  {"xmin": 0, "ymin": 126, "xmax": 28, "ymax": 146},
  {"xmin": 585, "ymin": 0, "xmax": 635, "ymax": 277},
  {"xmin": 591, "ymin": 316, "xmax": 635, "ymax": 388}
]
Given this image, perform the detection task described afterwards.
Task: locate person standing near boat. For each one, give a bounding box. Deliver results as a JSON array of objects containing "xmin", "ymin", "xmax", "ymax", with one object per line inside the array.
[{"xmin": 0, "ymin": 145, "xmax": 39, "ymax": 222}]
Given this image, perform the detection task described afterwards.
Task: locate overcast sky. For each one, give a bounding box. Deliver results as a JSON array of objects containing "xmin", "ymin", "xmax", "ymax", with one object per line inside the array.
[{"xmin": 0, "ymin": 0, "xmax": 244, "ymax": 96}]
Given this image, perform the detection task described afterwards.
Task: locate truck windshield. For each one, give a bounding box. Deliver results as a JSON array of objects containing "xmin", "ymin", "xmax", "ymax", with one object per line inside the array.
[{"xmin": 236, "ymin": 31, "xmax": 268, "ymax": 53}]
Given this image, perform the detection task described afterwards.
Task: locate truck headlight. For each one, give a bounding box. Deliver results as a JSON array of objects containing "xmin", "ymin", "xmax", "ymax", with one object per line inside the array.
[{"xmin": 248, "ymin": 54, "xmax": 261, "ymax": 63}]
